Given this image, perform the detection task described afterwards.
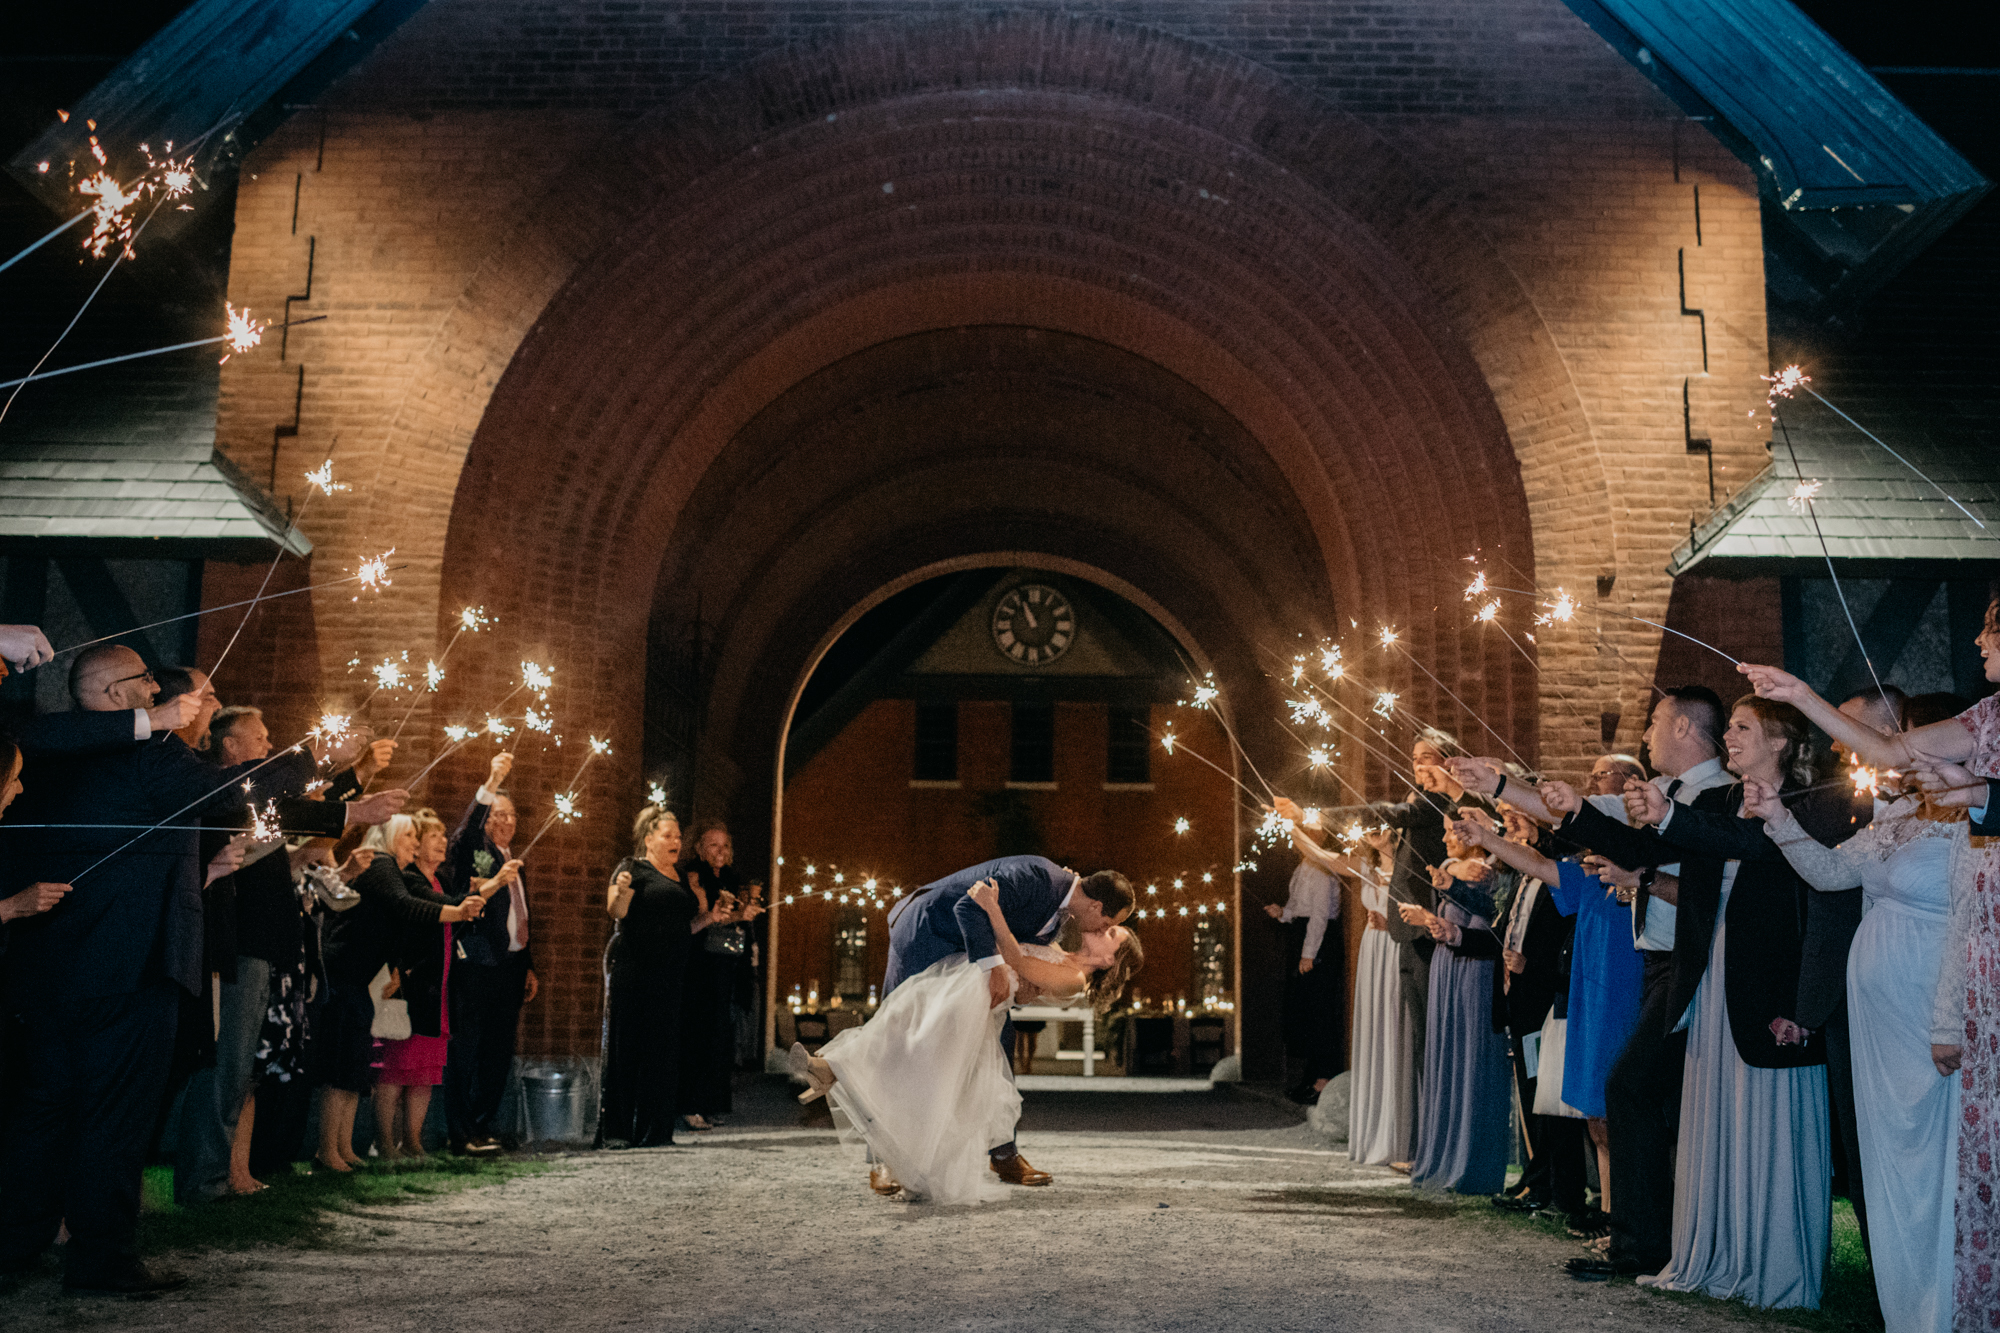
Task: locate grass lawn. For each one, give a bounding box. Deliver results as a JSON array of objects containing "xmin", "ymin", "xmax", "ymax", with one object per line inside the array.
[{"xmin": 137, "ymin": 1156, "xmax": 553, "ymax": 1255}]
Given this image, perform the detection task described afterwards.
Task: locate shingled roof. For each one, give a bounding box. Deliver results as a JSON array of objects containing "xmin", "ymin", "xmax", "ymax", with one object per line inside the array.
[
  {"xmin": 0, "ymin": 353, "xmax": 309, "ymax": 557},
  {"xmin": 1668, "ymin": 393, "xmax": 2000, "ymax": 574}
]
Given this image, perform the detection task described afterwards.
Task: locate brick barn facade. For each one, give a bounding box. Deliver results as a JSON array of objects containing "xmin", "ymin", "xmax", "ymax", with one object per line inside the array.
[{"xmin": 197, "ymin": 2, "xmax": 1778, "ymax": 1070}]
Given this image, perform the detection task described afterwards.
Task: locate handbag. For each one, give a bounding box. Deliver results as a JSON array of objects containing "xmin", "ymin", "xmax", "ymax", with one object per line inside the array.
[{"xmin": 368, "ymin": 965, "xmax": 412, "ymax": 1041}]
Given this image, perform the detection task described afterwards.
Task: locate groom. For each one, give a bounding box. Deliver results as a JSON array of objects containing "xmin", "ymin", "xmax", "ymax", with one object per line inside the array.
[{"xmin": 878, "ymin": 854, "xmax": 1134, "ymax": 1191}]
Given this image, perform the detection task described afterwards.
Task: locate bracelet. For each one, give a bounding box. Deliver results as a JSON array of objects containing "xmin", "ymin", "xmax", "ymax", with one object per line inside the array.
[{"xmin": 1493, "ymin": 774, "xmax": 1508, "ymax": 800}]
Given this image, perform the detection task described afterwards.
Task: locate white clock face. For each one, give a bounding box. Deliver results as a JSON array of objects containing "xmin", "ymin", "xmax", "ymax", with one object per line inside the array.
[{"xmin": 992, "ymin": 584, "xmax": 1075, "ymax": 666}]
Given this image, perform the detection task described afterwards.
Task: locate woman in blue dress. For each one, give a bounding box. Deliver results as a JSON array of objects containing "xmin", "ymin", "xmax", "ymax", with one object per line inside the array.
[{"xmin": 1397, "ymin": 814, "xmax": 1511, "ymax": 1195}]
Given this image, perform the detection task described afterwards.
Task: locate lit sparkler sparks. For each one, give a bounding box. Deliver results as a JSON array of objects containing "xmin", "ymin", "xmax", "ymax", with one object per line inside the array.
[
  {"xmin": 218, "ymin": 303, "xmax": 265, "ymax": 364},
  {"xmin": 1850, "ymin": 761, "xmax": 1879, "ymax": 800},
  {"xmin": 1373, "ymin": 691, "xmax": 1399, "ymax": 718},
  {"xmin": 1464, "ymin": 569, "xmax": 1489, "ymax": 600},
  {"xmin": 1301, "ymin": 807, "xmax": 1323, "ymax": 828},
  {"xmin": 303, "ymin": 459, "xmax": 349, "ymax": 496},
  {"xmin": 1160, "ymin": 731, "xmax": 1177, "ymax": 755},
  {"xmin": 1174, "ymin": 817, "xmax": 1191, "ymax": 835},
  {"xmin": 443, "ymin": 725, "xmax": 474, "ymax": 743},
  {"xmin": 351, "ymin": 550, "xmax": 394, "ymax": 600},
  {"xmin": 522, "ymin": 707, "xmax": 554, "ymax": 734},
  {"xmin": 248, "ymin": 799, "xmax": 281, "ymax": 842},
  {"xmin": 314, "ymin": 712, "xmax": 352, "ymax": 744},
  {"xmin": 1377, "ymin": 627, "xmax": 1398, "ymax": 649},
  {"xmin": 1306, "ymin": 747, "xmax": 1332, "ymax": 770},
  {"xmin": 589, "ymin": 736, "xmax": 612, "ymax": 755},
  {"xmin": 521, "ymin": 660, "xmax": 554, "ymax": 700},
  {"xmin": 551, "ymin": 793, "xmax": 579, "ymax": 823},
  {"xmin": 459, "ymin": 605, "xmax": 490, "ymax": 633},
  {"xmin": 484, "ymin": 715, "xmax": 515, "ymax": 738},
  {"xmin": 1474, "ymin": 599, "xmax": 1500, "ymax": 624},
  {"xmin": 1788, "ymin": 479, "xmax": 1824, "ymax": 511},
  {"xmin": 1534, "ymin": 589, "xmax": 1577, "ymax": 626},
  {"xmin": 647, "ymin": 781, "xmax": 668, "ymax": 806},
  {"xmin": 1763, "ymin": 364, "xmax": 1811, "ymax": 405},
  {"xmin": 425, "ymin": 660, "xmax": 444, "ymax": 691},
  {"xmin": 78, "ymin": 170, "xmax": 139, "ymax": 259},
  {"xmin": 371, "ymin": 656, "xmax": 407, "ymax": 691}
]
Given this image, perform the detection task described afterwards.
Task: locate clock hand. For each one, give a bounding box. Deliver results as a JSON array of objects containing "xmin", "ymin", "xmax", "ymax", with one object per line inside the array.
[{"xmin": 1022, "ymin": 607, "xmax": 1038, "ymax": 630}]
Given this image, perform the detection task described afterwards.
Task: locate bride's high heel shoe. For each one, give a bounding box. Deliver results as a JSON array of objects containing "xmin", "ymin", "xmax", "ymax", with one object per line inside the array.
[{"xmin": 789, "ymin": 1042, "xmax": 836, "ymax": 1103}]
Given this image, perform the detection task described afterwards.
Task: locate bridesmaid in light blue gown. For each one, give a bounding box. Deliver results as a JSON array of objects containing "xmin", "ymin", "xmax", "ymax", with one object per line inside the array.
[
  {"xmin": 1764, "ymin": 792, "xmax": 1960, "ymax": 1333},
  {"xmin": 1402, "ymin": 839, "xmax": 1510, "ymax": 1196}
]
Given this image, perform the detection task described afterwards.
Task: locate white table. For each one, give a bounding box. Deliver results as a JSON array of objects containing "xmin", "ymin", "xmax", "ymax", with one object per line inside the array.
[{"xmin": 1009, "ymin": 1004, "xmax": 1098, "ymax": 1076}]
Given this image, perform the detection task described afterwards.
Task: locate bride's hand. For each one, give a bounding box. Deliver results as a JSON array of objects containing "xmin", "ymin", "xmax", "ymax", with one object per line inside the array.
[{"xmin": 967, "ymin": 878, "xmax": 1000, "ymax": 912}]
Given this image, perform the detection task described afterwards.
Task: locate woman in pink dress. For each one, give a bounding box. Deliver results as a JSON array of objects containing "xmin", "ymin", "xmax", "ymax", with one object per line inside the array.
[
  {"xmin": 371, "ymin": 811, "xmax": 462, "ymax": 1160},
  {"xmin": 1743, "ymin": 612, "xmax": 2000, "ymax": 1332}
]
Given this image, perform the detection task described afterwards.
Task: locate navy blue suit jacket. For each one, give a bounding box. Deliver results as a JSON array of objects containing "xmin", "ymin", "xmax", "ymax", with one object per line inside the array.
[
  {"xmin": 443, "ymin": 796, "xmax": 531, "ymax": 970},
  {"xmin": 1, "ymin": 723, "xmax": 320, "ymax": 1004},
  {"xmin": 884, "ymin": 855, "xmax": 1073, "ymax": 993}
]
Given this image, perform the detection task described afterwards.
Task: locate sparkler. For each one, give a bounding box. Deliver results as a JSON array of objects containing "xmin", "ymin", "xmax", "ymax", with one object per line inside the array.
[
  {"xmin": 647, "ymin": 781, "xmax": 668, "ymax": 806},
  {"xmin": 519, "ymin": 735, "xmax": 614, "ymax": 857},
  {"xmin": 350, "ymin": 550, "xmax": 395, "ymax": 600},
  {"xmin": 387, "ymin": 605, "xmax": 491, "ymax": 744},
  {"xmin": 0, "ymin": 316, "xmax": 328, "ymax": 393},
  {"xmin": 66, "ymin": 743, "xmax": 311, "ymax": 885},
  {"xmin": 1174, "ymin": 817, "xmax": 1191, "ymax": 835},
  {"xmin": 217, "ymin": 304, "xmax": 266, "ymax": 364},
  {"xmin": 1178, "ymin": 669, "xmax": 1276, "ymax": 801},
  {"xmin": 1787, "ymin": 479, "xmax": 1823, "ymax": 511},
  {"xmin": 304, "ymin": 459, "xmax": 349, "ymax": 496},
  {"xmin": 48, "ymin": 565, "xmax": 403, "ymax": 660}
]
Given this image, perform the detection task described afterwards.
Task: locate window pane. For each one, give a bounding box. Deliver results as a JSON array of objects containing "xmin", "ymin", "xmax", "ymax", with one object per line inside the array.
[
  {"xmin": 913, "ymin": 701, "xmax": 958, "ymax": 781},
  {"xmin": 1010, "ymin": 701, "xmax": 1054, "ymax": 783},
  {"xmin": 1107, "ymin": 704, "xmax": 1150, "ymax": 783}
]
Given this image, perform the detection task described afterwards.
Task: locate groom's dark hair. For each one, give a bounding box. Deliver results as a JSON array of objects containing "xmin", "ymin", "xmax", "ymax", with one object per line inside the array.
[{"xmin": 1077, "ymin": 869, "xmax": 1135, "ymax": 917}]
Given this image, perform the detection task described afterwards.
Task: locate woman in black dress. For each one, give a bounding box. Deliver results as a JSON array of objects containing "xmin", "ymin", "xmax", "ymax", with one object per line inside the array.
[
  {"xmin": 600, "ymin": 808, "xmax": 732, "ymax": 1147},
  {"xmin": 677, "ymin": 820, "xmax": 763, "ymax": 1129}
]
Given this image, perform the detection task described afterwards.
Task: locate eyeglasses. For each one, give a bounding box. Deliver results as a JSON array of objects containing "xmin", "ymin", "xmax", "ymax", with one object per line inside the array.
[{"xmin": 102, "ymin": 668, "xmax": 157, "ymax": 695}]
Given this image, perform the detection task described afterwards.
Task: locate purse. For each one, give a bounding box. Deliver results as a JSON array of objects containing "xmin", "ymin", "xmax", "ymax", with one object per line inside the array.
[{"xmin": 368, "ymin": 965, "xmax": 412, "ymax": 1041}]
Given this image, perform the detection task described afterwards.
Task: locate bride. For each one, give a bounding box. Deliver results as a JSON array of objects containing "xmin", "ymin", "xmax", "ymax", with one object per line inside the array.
[{"xmin": 792, "ymin": 878, "xmax": 1142, "ymax": 1203}]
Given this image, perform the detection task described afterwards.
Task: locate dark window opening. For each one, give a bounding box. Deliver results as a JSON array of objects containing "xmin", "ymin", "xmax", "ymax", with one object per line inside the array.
[
  {"xmin": 1010, "ymin": 702, "xmax": 1055, "ymax": 783},
  {"xmin": 1107, "ymin": 705, "xmax": 1151, "ymax": 784},
  {"xmin": 913, "ymin": 701, "xmax": 958, "ymax": 780}
]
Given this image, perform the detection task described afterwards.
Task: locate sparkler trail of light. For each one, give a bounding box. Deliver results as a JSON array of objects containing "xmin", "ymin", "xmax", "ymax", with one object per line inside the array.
[
  {"xmin": 518, "ymin": 736, "xmax": 614, "ymax": 858},
  {"xmin": 386, "ymin": 606, "xmax": 491, "ymax": 743},
  {"xmin": 0, "ymin": 317, "xmax": 326, "ymax": 392},
  {"xmin": 1792, "ymin": 381, "xmax": 1987, "ymax": 530},
  {"xmin": 0, "ymin": 209, "xmax": 89, "ymax": 276},
  {"xmin": 1175, "ymin": 664, "xmax": 1277, "ymax": 802},
  {"xmin": 1771, "ymin": 408, "xmax": 1898, "ymax": 716},
  {"xmin": 207, "ymin": 456, "xmax": 347, "ymax": 680},
  {"xmin": 1478, "ymin": 553, "xmax": 1667, "ymax": 701},
  {"xmin": 47, "ymin": 566, "xmax": 404, "ymax": 659},
  {"xmin": 1272, "ymin": 640, "xmax": 1495, "ymax": 786},
  {"xmin": 1149, "ymin": 726, "xmax": 1268, "ymax": 804},
  {"xmin": 66, "ymin": 743, "xmax": 311, "ymax": 884},
  {"xmin": 0, "ymin": 201, "xmax": 158, "ymax": 430},
  {"xmin": 1288, "ymin": 689, "xmax": 1462, "ymax": 821},
  {"xmin": 1486, "ymin": 585, "xmax": 1739, "ymax": 666},
  {"xmin": 1381, "ymin": 635, "xmax": 1535, "ymax": 770}
]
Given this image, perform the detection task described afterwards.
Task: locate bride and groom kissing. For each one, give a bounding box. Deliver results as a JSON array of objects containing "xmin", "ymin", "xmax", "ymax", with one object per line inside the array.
[{"xmin": 789, "ymin": 854, "xmax": 1145, "ymax": 1204}]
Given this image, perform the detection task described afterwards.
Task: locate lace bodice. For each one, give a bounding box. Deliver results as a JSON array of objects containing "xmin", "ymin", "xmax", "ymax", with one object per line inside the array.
[
  {"xmin": 1767, "ymin": 796, "xmax": 1954, "ymax": 918},
  {"xmin": 1016, "ymin": 943, "xmax": 1087, "ymax": 1004}
]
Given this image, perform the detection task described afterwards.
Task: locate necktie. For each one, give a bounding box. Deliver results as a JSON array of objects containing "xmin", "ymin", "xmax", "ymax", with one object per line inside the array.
[{"xmin": 1666, "ymin": 778, "xmax": 1684, "ymax": 799}]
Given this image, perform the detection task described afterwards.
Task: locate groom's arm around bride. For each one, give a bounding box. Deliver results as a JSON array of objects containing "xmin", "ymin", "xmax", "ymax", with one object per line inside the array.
[{"xmin": 886, "ymin": 855, "xmax": 1082, "ymax": 1005}]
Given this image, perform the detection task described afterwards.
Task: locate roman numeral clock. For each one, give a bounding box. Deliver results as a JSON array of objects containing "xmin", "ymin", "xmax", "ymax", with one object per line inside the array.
[{"xmin": 991, "ymin": 584, "xmax": 1075, "ymax": 666}]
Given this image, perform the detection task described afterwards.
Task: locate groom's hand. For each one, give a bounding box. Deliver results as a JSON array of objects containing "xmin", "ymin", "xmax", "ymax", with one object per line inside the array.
[{"xmin": 988, "ymin": 966, "xmax": 1013, "ymax": 1010}]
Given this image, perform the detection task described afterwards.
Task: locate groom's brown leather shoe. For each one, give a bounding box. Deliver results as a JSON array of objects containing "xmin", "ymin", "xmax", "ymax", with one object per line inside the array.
[
  {"xmin": 869, "ymin": 1166, "xmax": 902, "ymax": 1196},
  {"xmin": 990, "ymin": 1154, "xmax": 1052, "ymax": 1186}
]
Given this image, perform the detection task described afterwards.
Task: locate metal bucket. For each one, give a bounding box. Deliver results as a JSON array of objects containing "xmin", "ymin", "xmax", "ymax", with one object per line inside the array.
[{"xmin": 519, "ymin": 1064, "xmax": 593, "ymax": 1145}]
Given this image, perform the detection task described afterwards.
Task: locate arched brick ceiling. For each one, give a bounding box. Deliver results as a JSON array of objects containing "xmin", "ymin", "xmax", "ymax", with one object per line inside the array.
[{"xmin": 414, "ymin": 17, "xmax": 1591, "ymax": 1015}]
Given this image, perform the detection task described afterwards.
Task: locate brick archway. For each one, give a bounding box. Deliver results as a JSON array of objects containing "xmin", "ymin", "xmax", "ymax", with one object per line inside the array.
[{"xmin": 333, "ymin": 13, "xmax": 1615, "ymax": 1052}]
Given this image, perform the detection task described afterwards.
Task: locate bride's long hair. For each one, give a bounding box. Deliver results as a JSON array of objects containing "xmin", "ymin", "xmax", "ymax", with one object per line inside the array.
[{"xmin": 1083, "ymin": 930, "xmax": 1145, "ymax": 1014}]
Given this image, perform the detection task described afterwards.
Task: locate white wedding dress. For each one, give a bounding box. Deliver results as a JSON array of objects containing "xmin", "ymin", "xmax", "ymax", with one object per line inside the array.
[{"xmin": 820, "ymin": 945, "xmax": 1078, "ymax": 1204}]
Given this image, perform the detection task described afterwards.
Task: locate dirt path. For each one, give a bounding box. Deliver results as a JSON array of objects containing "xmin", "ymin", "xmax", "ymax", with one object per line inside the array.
[{"xmin": 1, "ymin": 1087, "xmax": 1751, "ymax": 1332}]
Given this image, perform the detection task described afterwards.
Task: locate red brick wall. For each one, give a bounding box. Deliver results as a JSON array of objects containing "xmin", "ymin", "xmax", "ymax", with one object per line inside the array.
[{"xmin": 205, "ymin": 4, "xmax": 1771, "ymax": 1060}]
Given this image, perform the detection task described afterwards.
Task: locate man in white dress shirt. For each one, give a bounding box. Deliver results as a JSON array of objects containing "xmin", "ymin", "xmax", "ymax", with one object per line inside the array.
[{"xmin": 1267, "ymin": 857, "xmax": 1341, "ymax": 1103}]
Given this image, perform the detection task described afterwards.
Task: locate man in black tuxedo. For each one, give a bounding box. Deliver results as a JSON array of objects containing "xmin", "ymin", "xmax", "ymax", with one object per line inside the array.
[
  {"xmin": 443, "ymin": 751, "xmax": 535, "ymax": 1155},
  {"xmin": 0, "ymin": 645, "xmax": 405, "ymax": 1294}
]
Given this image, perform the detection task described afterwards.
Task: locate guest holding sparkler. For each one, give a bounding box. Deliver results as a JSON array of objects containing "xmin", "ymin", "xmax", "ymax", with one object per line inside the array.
[
  {"xmin": 318, "ymin": 814, "xmax": 484, "ymax": 1173},
  {"xmin": 1396, "ymin": 809, "xmax": 1510, "ymax": 1195},
  {"xmin": 444, "ymin": 751, "xmax": 532, "ymax": 1156},
  {"xmin": 1278, "ymin": 803, "xmax": 1407, "ymax": 1153},
  {"xmin": 370, "ymin": 810, "xmax": 465, "ymax": 1160},
  {"xmin": 0, "ymin": 644, "xmax": 382, "ymax": 1294},
  {"xmin": 601, "ymin": 806, "xmax": 740, "ymax": 1147},
  {"xmin": 678, "ymin": 819, "xmax": 762, "ymax": 1129},
  {"xmin": 1566, "ymin": 696, "xmax": 1830, "ymax": 1310},
  {"xmin": 1458, "ymin": 691, "xmax": 1730, "ymax": 1283},
  {"xmin": 1325, "ymin": 729, "xmax": 1479, "ymax": 1112}
]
